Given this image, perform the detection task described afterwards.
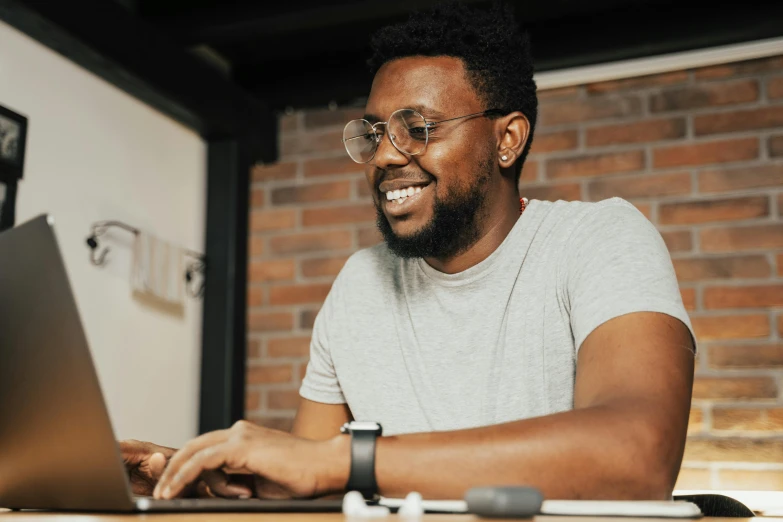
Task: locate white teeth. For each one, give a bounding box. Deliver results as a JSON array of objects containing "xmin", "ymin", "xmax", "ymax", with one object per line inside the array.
[
  {"xmin": 393, "ymin": 189, "xmax": 401, "ymax": 199},
  {"xmin": 386, "ymin": 191, "xmax": 394, "ymax": 200},
  {"xmin": 384, "ymin": 185, "xmax": 427, "ymax": 203},
  {"xmin": 415, "ymin": 186, "xmax": 421, "ymax": 193},
  {"xmin": 407, "ymin": 187, "xmax": 415, "ymax": 196}
]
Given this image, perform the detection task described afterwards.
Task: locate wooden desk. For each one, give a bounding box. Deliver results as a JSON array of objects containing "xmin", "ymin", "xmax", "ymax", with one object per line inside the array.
[{"xmin": 0, "ymin": 514, "xmax": 772, "ymax": 522}]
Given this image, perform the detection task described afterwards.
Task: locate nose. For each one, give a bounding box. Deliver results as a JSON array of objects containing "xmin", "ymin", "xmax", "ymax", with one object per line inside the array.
[{"xmin": 372, "ymin": 127, "xmax": 410, "ymax": 170}]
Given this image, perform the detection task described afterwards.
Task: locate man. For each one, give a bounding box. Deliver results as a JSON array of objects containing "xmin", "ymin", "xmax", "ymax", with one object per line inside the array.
[{"xmin": 124, "ymin": 1, "xmax": 695, "ymax": 502}]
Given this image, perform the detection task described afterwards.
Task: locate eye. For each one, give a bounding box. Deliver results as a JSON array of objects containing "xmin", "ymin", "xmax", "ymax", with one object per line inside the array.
[{"xmin": 407, "ymin": 125, "xmax": 427, "ymax": 141}]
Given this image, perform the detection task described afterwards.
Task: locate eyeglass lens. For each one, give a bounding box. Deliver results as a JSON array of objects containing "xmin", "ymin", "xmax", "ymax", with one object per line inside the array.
[{"xmin": 342, "ymin": 109, "xmax": 428, "ymax": 163}]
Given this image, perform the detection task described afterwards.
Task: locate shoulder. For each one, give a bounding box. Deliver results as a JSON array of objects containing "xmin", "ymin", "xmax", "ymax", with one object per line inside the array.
[{"xmin": 529, "ymin": 197, "xmax": 653, "ymax": 242}]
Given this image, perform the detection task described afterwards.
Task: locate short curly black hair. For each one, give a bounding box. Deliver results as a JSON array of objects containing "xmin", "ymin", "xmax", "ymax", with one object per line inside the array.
[{"xmin": 368, "ymin": 1, "xmax": 537, "ymax": 183}]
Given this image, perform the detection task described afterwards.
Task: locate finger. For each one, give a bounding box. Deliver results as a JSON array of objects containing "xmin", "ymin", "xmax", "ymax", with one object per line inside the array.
[
  {"xmin": 157, "ymin": 442, "xmax": 242, "ymax": 500},
  {"xmin": 148, "ymin": 452, "xmax": 167, "ymax": 480},
  {"xmin": 201, "ymin": 470, "xmax": 253, "ymax": 499},
  {"xmin": 154, "ymin": 430, "xmax": 229, "ymax": 497}
]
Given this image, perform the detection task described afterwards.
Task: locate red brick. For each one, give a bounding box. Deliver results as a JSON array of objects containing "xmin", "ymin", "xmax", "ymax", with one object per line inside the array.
[
  {"xmin": 247, "ymin": 338, "xmax": 261, "ymax": 359},
  {"xmin": 710, "ymin": 344, "xmax": 783, "ymax": 368},
  {"xmin": 547, "ymin": 150, "xmax": 645, "ymax": 180},
  {"xmin": 519, "ymin": 160, "xmax": 538, "ymax": 183},
  {"xmin": 661, "ymin": 230, "xmax": 692, "ymax": 252},
  {"xmin": 297, "ymin": 363, "xmax": 308, "ymax": 382},
  {"xmin": 248, "ymin": 312, "xmax": 294, "ymax": 333},
  {"xmin": 357, "ymin": 226, "xmax": 383, "ymax": 248},
  {"xmin": 304, "ymin": 156, "xmax": 364, "ymax": 177},
  {"xmin": 267, "ymin": 336, "xmax": 311, "ymax": 358},
  {"xmin": 250, "ymin": 209, "xmax": 297, "ymax": 232},
  {"xmin": 770, "ymin": 135, "xmax": 783, "ymax": 157},
  {"xmin": 778, "ymin": 253, "xmax": 783, "ymax": 277},
  {"xmin": 695, "ymin": 106, "xmax": 783, "ymax": 136},
  {"xmin": 246, "ymin": 416, "xmax": 294, "ymax": 433},
  {"xmin": 356, "ymin": 178, "xmax": 373, "ymax": 198},
  {"xmin": 302, "ymin": 204, "xmax": 375, "ymax": 227},
  {"xmin": 269, "ymin": 283, "xmax": 332, "ymax": 305},
  {"xmin": 688, "ymin": 408, "xmax": 704, "ymax": 434},
  {"xmin": 653, "ymin": 138, "xmax": 758, "ymax": 168},
  {"xmin": 769, "ymin": 77, "xmax": 783, "ymax": 99},
  {"xmin": 675, "ymin": 469, "xmax": 711, "ymax": 490},
  {"xmin": 531, "ymin": 130, "xmax": 578, "ymax": 153},
  {"xmin": 300, "ymin": 308, "xmax": 320, "ymax": 329},
  {"xmin": 586, "ymin": 118, "xmax": 686, "ymax": 147},
  {"xmin": 247, "ymin": 363, "xmax": 293, "ymax": 385},
  {"xmin": 672, "ymin": 255, "xmax": 770, "ymax": 281},
  {"xmin": 713, "ymin": 408, "xmax": 783, "ymax": 431},
  {"xmin": 301, "ymin": 255, "xmax": 350, "ymax": 278},
  {"xmin": 633, "ymin": 202, "xmax": 652, "ymax": 221},
  {"xmin": 304, "ymin": 108, "xmax": 364, "ymax": 129},
  {"xmin": 267, "ymin": 389, "xmax": 301, "ymax": 411},
  {"xmin": 281, "ymin": 130, "xmax": 344, "ymax": 156},
  {"xmin": 524, "ymin": 183, "xmax": 582, "ymax": 202},
  {"xmin": 587, "ymin": 172, "xmax": 690, "ymax": 201},
  {"xmin": 699, "ymin": 164, "xmax": 783, "ymax": 193},
  {"xmin": 245, "ymin": 391, "xmax": 261, "ymax": 412},
  {"xmin": 269, "ymin": 230, "xmax": 352, "ymax": 255},
  {"xmin": 251, "ymin": 162, "xmax": 297, "ymax": 182},
  {"xmin": 650, "ymin": 80, "xmax": 758, "ymax": 112},
  {"xmin": 718, "ymin": 470, "xmax": 783, "ymax": 490},
  {"xmin": 704, "ymin": 284, "xmax": 783, "ymax": 309},
  {"xmin": 587, "ymin": 71, "xmax": 689, "ymax": 94},
  {"xmin": 779, "ymin": 314, "xmax": 783, "ymax": 337},
  {"xmin": 692, "ymin": 377, "xmax": 777, "ymax": 400},
  {"xmin": 684, "ymin": 438, "xmax": 783, "ymax": 463},
  {"xmin": 279, "ymin": 112, "xmax": 298, "ymax": 133},
  {"xmin": 691, "ymin": 314, "xmax": 770, "ymax": 340},
  {"xmin": 249, "ymin": 236, "xmax": 264, "ymax": 257},
  {"xmin": 700, "ymin": 224, "xmax": 783, "ymax": 252},
  {"xmin": 680, "ymin": 288, "xmax": 696, "ymax": 311},
  {"xmin": 537, "ymin": 85, "xmax": 581, "ymax": 100},
  {"xmin": 248, "ymin": 259, "xmax": 296, "ymax": 283},
  {"xmin": 694, "ymin": 56, "xmax": 783, "ymax": 80},
  {"xmin": 247, "ymin": 287, "xmax": 263, "ymax": 307},
  {"xmin": 271, "ymin": 180, "xmax": 351, "ymax": 205},
  {"xmin": 659, "ymin": 196, "xmax": 768, "ymax": 225},
  {"xmin": 251, "ymin": 188, "xmax": 265, "ymax": 208},
  {"xmin": 538, "ymin": 96, "xmax": 642, "ymax": 126}
]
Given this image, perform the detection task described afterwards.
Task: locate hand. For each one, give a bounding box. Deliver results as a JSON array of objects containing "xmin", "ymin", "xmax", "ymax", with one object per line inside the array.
[
  {"xmin": 121, "ymin": 438, "xmax": 258, "ymax": 499},
  {"xmin": 153, "ymin": 420, "xmax": 350, "ymax": 500},
  {"xmin": 120, "ymin": 439, "xmax": 177, "ymax": 496}
]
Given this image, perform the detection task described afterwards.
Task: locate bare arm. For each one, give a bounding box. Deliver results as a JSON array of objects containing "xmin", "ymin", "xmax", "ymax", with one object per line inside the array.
[
  {"xmin": 371, "ymin": 312, "xmax": 694, "ymax": 499},
  {"xmin": 292, "ymin": 397, "xmax": 352, "ymax": 441}
]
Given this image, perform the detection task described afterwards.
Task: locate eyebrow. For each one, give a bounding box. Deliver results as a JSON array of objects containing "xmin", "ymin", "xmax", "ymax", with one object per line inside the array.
[{"xmin": 363, "ymin": 105, "xmax": 448, "ymax": 124}]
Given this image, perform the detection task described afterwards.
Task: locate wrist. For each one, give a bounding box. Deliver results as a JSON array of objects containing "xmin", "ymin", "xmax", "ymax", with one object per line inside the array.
[{"xmin": 319, "ymin": 434, "xmax": 352, "ymax": 495}]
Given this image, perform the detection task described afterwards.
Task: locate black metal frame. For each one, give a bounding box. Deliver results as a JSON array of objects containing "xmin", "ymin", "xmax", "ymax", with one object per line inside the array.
[{"xmin": 0, "ymin": 0, "xmax": 277, "ymax": 433}]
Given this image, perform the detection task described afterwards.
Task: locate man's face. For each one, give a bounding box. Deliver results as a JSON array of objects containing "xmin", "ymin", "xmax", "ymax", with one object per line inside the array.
[{"xmin": 363, "ymin": 56, "xmax": 499, "ymax": 259}]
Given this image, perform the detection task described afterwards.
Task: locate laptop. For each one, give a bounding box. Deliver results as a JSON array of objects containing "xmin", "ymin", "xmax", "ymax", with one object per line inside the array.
[{"xmin": 0, "ymin": 214, "xmax": 342, "ymax": 513}]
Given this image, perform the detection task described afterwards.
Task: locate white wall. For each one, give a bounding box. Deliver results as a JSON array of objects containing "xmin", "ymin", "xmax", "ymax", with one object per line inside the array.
[{"xmin": 0, "ymin": 20, "xmax": 206, "ymax": 447}]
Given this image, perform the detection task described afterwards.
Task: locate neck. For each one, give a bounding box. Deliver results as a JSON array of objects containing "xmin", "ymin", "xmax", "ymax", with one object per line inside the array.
[{"xmin": 423, "ymin": 189, "xmax": 522, "ymax": 274}]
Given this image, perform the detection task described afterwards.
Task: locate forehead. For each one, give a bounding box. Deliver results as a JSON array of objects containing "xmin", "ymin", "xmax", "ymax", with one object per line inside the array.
[{"xmin": 366, "ymin": 56, "xmax": 482, "ymax": 119}]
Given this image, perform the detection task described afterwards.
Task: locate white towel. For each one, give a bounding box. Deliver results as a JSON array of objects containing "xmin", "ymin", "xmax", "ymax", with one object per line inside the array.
[{"xmin": 131, "ymin": 231, "xmax": 185, "ymax": 306}]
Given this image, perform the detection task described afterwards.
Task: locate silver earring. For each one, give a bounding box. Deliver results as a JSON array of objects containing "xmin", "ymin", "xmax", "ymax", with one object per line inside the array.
[{"xmin": 501, "ymin": 155, "xmax": 508, "ymax": 161}]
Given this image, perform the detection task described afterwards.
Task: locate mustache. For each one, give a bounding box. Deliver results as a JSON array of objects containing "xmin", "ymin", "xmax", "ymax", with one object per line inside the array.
[{"xmin": 373, "ymin": 167, "xmax": 435, "ymax": 192}]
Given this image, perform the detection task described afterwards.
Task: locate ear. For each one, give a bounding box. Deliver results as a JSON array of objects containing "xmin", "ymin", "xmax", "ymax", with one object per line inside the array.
[{"xmin": 494, "ymin": 112, "xmax": 530, "ymax": 170}]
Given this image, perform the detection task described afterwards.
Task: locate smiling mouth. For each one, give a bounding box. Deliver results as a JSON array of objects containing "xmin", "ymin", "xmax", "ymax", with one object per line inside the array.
[{"xmin": 384, "ymin": 185, "xmax": 425, "ymax": 204}]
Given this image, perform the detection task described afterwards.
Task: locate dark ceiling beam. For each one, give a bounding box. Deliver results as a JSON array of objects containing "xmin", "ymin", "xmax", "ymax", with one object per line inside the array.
[
  {"xmin": 149, "ymin": 0, "xmax": 488, "ymax": 46},
  {"xmin": 0, "ymin": 0, "xmax": 276, "ymax": 161}
]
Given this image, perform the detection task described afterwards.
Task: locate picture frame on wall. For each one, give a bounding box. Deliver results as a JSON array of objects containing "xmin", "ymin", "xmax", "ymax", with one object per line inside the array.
[
  {"xmin": 0, "ymin": 104, "xmax": 26, "ymax": 231},
  {"xmin": 0, "ymin": 104, "xmax": 28, "ymax": 181}
]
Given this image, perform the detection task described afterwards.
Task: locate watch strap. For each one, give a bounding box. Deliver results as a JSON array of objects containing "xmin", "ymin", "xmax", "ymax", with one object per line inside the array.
[{"xmin": 346, "ymin": 428, "xmax": 379, "ymax": 500}]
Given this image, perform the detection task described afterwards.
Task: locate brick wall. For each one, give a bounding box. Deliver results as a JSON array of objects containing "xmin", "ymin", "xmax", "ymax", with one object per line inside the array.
[{"xmin": 247, "ymin": 54, "xmax": 783, "ymax": 490}]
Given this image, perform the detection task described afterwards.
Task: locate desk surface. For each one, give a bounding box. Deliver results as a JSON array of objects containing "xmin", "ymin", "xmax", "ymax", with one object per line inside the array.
[{"xmin": 0, "ymin": 513, "xmax": 775, "ymax": 522}]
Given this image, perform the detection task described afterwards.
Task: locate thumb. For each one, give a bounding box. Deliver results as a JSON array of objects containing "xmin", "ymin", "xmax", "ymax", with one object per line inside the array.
[{"xmin": 148, "ymin": 452, "xmax": 167, "ymax": 479}]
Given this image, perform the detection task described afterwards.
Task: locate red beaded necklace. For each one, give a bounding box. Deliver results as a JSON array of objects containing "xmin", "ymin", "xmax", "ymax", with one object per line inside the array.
[{"xmin": 519, "ymin": 197, "xmax": 528, "ymax": 216}]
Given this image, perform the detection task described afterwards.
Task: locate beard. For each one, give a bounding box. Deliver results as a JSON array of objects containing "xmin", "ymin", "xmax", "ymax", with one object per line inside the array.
[{"xmin": 375, "ymin": 155, "xmax": 493, "ymax": 260}]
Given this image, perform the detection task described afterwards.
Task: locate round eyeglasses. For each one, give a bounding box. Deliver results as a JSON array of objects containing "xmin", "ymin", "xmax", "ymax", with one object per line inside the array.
[{"xmin": 342, "ymin": 108, "xmax": 501, "ymax": 164}]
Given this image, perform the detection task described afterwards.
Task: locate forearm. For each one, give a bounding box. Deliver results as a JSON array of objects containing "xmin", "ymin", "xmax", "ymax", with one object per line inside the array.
[{"xmin": 373, "ymin": 403, "xmax": 683, "ymax": 500}]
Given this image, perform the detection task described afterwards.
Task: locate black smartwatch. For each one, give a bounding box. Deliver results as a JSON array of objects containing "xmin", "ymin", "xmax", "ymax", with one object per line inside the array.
[{"xmin": 340, "ymin": 421, "xmax": 383, "ymax": 500}]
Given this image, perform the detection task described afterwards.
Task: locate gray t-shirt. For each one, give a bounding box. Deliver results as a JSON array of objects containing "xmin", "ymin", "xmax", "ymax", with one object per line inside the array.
[{"xmin": 300, "ymin": 198, "xmax": 694, "ymax": 436}]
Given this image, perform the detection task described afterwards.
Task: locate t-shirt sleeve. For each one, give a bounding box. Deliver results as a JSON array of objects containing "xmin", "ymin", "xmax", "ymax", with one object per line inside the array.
[
  {"xmin": 299, "ymin": 273, "xmax": 347, "ymax": 405},
  {"xmin": 564, "ymin": 199, "xmax": 695, "ymax": 352}
]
